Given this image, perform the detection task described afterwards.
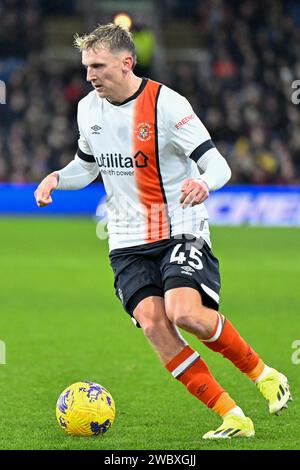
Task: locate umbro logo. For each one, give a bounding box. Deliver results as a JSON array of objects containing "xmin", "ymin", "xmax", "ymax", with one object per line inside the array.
[
  {"xmin": 181, "ymin": 266, "xmax": 195, "ymax": 273},
  {"xmin": 196, "ymin": 383, "xmax": 208, "ymax": 396},
  {"xmin": 181, "ymin": 265, "xmax": 195, "ymax": 276},
  {"xmin": 91, "ymin": 125, "xmax": 102, "ymax": 134}
]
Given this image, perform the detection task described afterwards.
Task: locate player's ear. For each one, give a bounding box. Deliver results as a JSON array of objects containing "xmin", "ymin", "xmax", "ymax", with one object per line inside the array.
[{"xmin": 122, "ymin": 54, "xmax": 134, "ymax": 72}]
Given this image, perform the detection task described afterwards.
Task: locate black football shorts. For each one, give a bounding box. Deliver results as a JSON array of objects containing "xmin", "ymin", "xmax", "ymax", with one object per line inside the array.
[{"xmin": 109, "ymin": 234, "xmax": 221, "ymax": 324}]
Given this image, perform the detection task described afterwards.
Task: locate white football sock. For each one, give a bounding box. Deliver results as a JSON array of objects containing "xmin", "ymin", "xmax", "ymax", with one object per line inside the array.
[
  {"xmin": 224, "ymin": 406, "xmax": 246, "ymax": 419},
  {"xmin": 254, "ymin": 364, "xmax": 272, "ymax": 384}
]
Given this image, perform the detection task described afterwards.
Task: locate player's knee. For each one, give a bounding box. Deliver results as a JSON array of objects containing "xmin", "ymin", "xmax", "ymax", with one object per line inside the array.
[
  {"xmin": 173, "ymin": 310, "xmax": 197, "ymax": 330},
  {"xmin": 165, "ymin": 299, "xmax": 191, "ymax": 324},
  {"xmin": 141, "ymin": 317, "xmax": 169, "ymax": 342},
  {"xmin": 165, "ymin": 302, "xmax": 208, "ymax": 335},
  {"xmin": 133, "ymin": 304, "xmax": 164, "ymax": 340},
  {"xmin": 142, "ymin": 320, "xmax": 167, "ymax": 342}
]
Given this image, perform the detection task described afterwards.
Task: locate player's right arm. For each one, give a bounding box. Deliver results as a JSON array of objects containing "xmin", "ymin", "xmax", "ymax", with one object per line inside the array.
[
  {"xmin": 34, "ymin": 171, "xmax": 59, "ymax": 207},
  {"xmin": 34, "ymin": 156, "xmax": 100, "ymax": 207},
  {"xmin": 34, "ymin": 97, "xmax": 99, "ymax": 208}
]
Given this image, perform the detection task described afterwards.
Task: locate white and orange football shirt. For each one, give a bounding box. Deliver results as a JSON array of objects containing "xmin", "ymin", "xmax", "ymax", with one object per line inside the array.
[{"xmin": 77, "ymin": 79, "xmax": 214, "ymax": 250}]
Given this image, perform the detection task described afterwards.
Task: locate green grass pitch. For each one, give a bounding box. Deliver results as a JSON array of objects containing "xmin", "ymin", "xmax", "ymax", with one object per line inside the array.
[{"xmin": 0, "ymin": 218, "xmax": 299, "ymax": 450}]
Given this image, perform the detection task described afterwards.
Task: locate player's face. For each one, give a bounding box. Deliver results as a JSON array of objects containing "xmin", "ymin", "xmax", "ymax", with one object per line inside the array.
[{"xmin": 82, "ymin": 46, "xmax": 131, "ymax": 102}]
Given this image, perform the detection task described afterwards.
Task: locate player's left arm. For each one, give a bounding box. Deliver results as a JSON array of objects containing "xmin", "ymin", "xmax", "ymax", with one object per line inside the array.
[
  {"xmin": 161, "ymin": 87, "xmax": 231, "ymax": 208},
  {"xmin": 180, "ymin": 147, "xmax": 231, "ymax": 208}
]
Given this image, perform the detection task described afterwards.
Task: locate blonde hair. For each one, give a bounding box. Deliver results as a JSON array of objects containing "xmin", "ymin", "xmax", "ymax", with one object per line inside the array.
[{"xmin": 74, "ymin": 23, "xmax": 136, "ymax": 66}]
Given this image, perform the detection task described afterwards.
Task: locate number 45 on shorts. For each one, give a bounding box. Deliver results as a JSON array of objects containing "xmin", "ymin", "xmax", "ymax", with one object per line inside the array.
[{"xmin": 170, "ymin": 244, "xmax": 203, "ymax": 270}]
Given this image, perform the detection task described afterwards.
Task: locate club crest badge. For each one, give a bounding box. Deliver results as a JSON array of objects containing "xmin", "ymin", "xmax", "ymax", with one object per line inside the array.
[{"xmin": 136, "ymin": 122, "xmax": 153, "ymax": 142}]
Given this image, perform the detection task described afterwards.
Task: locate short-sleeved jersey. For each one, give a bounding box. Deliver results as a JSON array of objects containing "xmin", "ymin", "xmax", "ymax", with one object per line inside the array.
[{"xmin": 77, "ymin": 78, "xmax": 215, "ymax": 251}]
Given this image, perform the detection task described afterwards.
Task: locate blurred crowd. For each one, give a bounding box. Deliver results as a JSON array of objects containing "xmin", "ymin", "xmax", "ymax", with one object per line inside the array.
[
  {"xmin": 0, "ymin": 0, "xmax": 43, "ymax": 58},
  {"xmin": 0, "ymin": 59, "xmax": 88, "ymax": 182},
  {"xmin": 0, "ymin": 0, "xmax": 87, "ymax": 182},
  {"xmin": 0, "ymin": 0, "xmax": 300, "ymax": 184},
  {"xmin": 167, "ymin": 0, "xmax": 300, "ymax": 184}
]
